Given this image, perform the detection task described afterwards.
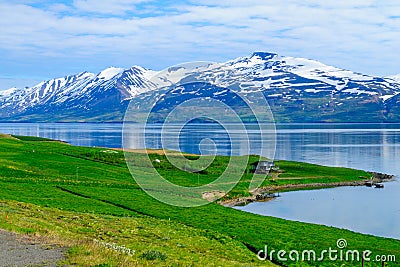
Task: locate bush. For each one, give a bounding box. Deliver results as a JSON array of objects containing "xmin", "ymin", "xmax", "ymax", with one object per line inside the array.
[{"xmin": 140, "ymin": 250, "xmax": 167, "ymax": 261}]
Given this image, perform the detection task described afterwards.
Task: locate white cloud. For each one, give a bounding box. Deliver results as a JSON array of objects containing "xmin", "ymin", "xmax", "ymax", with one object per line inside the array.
[
  {"xmin": 72, "ymin": 0, "xmax": 152, "ymax": 15},
  {"xmin": 0, "ymin": 0, "xmax": 400, "ymax": 88}
]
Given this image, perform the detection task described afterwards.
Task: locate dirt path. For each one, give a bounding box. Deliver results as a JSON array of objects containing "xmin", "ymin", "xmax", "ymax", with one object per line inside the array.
[{"xmin": 0, "ymin": 229, "xmax": 66, "ymax": 267}]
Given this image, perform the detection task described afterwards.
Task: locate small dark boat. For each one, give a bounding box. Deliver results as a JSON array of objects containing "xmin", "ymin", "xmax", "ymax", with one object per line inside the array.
[
  {"xmin": 365, "ymin": 181, "xmax": 373, "ymax": 187},
  {"xmin": 374, "ymin": 183, "xmax": 384, "ymax": 188}
]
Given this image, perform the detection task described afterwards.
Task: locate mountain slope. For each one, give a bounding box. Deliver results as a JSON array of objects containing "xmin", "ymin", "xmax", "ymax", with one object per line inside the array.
[
  {"xmin": 219, "ymin": 52, "xmax": 400, "ymax": 122},
  {"xmin": 1, "ymin": 52, "xmax": 400, "ymax": 122},
  {"xmin": 0, "ymin": 66, "xmax": 156, "ymax": 122},
  {"xmin": 128, "ymin": 52, "xmax": 400, "ymax": 122},
  {"xmin": 387, "ymin": 74, "xmax": 400, "ymax": 83}
]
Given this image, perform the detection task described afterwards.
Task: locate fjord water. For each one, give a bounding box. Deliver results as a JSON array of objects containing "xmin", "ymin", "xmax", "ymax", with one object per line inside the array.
[
  {"xmin": 238, "ymin": 123, "xmax": 400, "ymax": 239},
  {"xmin": 1, "ymin": 122, "xmax": 399, "ymax": 239}
]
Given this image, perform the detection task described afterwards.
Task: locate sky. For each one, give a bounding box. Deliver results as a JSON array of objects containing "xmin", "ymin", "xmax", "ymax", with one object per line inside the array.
[{"xmin": 1, "ymin": 0, "xmax": 400, "ymax": 89}]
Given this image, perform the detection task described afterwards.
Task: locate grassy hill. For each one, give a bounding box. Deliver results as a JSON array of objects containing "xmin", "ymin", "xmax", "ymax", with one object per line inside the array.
[{"xmin": 0, "ymin": 134, "xmax": 398, "ymax": 266}]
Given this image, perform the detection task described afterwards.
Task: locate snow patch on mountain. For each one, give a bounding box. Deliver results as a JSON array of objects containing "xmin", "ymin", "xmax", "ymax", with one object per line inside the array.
[
  {"xmin": 342, "ymin": 88, "xmax": 378, "ymax": 95},
  {"xmin": 98, "ymin": 67, "xmax": 124, "ymax": 80},
  {"xmin": 387, "ymin": 74, "xmax": 400, "ymax": 82},
  {"xmin": 0, "ymin": 87, "xmax": 18, "ymax": 96},
  {"xmin": 380, "ymin": 94, "xmax": 397, "ymax": 101}
]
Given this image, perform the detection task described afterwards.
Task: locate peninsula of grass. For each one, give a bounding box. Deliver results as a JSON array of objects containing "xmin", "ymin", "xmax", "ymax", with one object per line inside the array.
[{"xmin": 0, "ymin": 134, "xmax": 398, "ymax": 266}]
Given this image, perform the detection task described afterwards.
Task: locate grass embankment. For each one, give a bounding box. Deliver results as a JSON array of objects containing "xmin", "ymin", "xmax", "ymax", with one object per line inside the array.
[
  {"xmin": 0, "ymin": 134, "xmax": 398, "ymax": 266},
  {"xmin": 0, "ymin": 200, "xmax": 258, "ymax": 266}
]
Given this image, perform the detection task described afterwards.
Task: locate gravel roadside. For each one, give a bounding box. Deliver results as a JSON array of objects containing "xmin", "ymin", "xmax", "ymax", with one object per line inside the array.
[{"xmin": 0, "ymin": 229, "xmax": 67, "ymax": 267}]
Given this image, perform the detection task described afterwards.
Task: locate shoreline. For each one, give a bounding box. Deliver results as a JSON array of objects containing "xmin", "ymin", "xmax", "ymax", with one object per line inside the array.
[{"xmin": 219, "ymin": 172, "xmax": 395, "ymax": 207}]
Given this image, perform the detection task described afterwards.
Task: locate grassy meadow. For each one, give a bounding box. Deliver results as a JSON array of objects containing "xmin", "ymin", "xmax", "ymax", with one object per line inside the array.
[{"xmin": 0, "ymin": 134, "xmax": 399, "ymax": 266}]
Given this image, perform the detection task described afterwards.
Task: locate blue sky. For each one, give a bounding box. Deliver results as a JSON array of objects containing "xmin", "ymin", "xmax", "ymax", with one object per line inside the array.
[{"xmin": 1, "ymin": 0, "xmax": 400, "ymax": 89}]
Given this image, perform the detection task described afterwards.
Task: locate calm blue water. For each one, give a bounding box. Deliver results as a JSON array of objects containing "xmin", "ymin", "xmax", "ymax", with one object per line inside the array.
[{"xmin": 0, "ymin": 122, "xmax": 399, "ymax": 239}]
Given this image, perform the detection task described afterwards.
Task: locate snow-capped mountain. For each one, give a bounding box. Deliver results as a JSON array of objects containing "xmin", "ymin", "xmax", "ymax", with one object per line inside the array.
[
  {"xmin": 127, "ymin": 52, "xmax": 400, "ymax": 122},
  {"xmin": 203, "ymin": 52, "xmax": 400, "ymax": 100},
  {"xmin": 0, "ymin": 66, "xmax": 156, "ymax": 121},
  {"xmin": 1, "ymin": 52, "xmax": 400, "ymax": 122}
]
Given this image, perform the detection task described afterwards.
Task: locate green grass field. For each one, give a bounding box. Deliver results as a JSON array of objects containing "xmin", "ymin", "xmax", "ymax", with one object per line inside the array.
[{"xmin": 0, "ymin": 134, "xmax": 398, "ymax": 266}]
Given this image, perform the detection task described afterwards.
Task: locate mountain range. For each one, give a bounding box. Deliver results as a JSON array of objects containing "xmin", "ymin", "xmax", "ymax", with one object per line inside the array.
[{"xmin": 1, "ymin": 52, "xmax": 400, "ymax": 123}]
